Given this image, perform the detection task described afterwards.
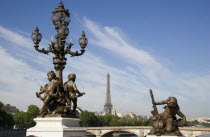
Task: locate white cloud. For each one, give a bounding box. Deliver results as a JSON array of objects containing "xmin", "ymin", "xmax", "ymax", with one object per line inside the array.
[
  {"xmin": 83, "ymin": 17, "xmax": 210, "ymax": 117},
  {"xmin": 0, "ymin": 47, "xmax": 45, "ymax": 110},
  {"xmin": 83, "ymin": 18, "xmax": 166, "ymax": 86},
  {"xmin": 0, "ymin": 26, "xmax": 31, "ymax": 49},
  {"xmin": 0, "ymin": 19, "xmax": 210, "ymax": 118},
  {"xmin": 0, "ymin": 25, "xmax": 53, "ymax": 71}
]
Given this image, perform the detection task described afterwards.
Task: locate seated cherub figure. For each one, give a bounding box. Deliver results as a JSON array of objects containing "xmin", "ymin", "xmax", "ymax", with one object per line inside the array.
[
  {"xmin": 153, "ymin": 97, "xmax": 186, "ymax": 134},
  {"xmin": 36, "ymin": 71, "xmax": 61, "ymax": 116},
  {"xmin": 149, "ymin": 90, "xmax": 186, "ymax": 136}
]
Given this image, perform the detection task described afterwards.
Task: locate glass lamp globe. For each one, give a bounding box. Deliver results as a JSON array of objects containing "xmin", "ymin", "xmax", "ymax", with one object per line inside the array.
[
  {"xmin": 31, "ymin": 27, "xmax": 42, "ymax": 44},
  {"xmin": 79, "ymin": 31, "xmax": 88, "ymax": 49},
  {"xmin": 52, "ymin": 2, "xmax": 70, "ymax": 29}
]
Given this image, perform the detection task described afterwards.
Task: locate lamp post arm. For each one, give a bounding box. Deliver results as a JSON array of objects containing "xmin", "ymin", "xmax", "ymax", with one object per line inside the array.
[
  {"xmin": 65, "ymin": 48, "xmax": 85, "ymax": 57},
  {"xmin": 66, "ymin": 50, "xmax": 76, "ymax": 57},
  {"xmin": 34, "ymin": 44, "xmax": 53, "ymax": 55},
  {"xmin": 75, "ymin": 49, "xmax": 85, "ymax": 56}
]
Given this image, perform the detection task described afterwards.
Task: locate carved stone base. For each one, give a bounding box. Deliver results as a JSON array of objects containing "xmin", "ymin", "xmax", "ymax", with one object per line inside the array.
[{"xmin": 26, "ymin": 117, "xmax": 86, "ymax": 137}]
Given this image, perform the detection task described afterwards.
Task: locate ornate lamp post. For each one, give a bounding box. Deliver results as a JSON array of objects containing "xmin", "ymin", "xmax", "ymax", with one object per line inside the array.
[
  {"xmin": 31, "ymin": 2, "xmax": 88, "ymax": 83},
  {"xmin": 27, "ymin": 3, "xmax": 88, "ymax": 137}
]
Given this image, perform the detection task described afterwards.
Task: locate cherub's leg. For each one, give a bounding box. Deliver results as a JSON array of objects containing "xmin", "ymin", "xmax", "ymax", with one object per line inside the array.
[
  {"xmin": 166, "ymin": 118, "xmax": 173, "ymax": 132},
  {"xmin": 66, "ymin": 97, "xmax": 72, "ymax": 109},
  {"xmin": 72, "ymin": 98, "xmax": 77, "ymax": 115},
  {"xmin": 39, "ymin": 96, "xmax": 52, "ymax": 115},
  {"xmin": 65, "ymin": 97, "xmax": 72, "ymax": 114}
]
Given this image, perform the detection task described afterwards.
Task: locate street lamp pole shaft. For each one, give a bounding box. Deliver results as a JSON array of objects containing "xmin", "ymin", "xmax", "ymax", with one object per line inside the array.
[{"xmin": 56, "ymin": 70, "xmax": 63, "ymax": 84}]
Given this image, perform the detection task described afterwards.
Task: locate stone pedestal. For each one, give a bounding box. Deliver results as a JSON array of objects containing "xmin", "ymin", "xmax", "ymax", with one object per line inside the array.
[
  {"xmin": 146, "ymin": 135, "xmax": 185, "ymax": 137},
  {"xmin": 27, "ymin": 117, "xmax": 86, "ymax": 137}
]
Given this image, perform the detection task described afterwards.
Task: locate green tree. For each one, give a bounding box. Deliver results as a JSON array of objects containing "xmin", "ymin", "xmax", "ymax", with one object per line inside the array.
[
  {"xmin": 102, "ymin": 114, "xmax": 113, "ymax": 126},
  {"xmin": 79, "ymin": 111, "xmax": 99, "ymax": 127},
  {"xmin": 79, "ymin": 111, "xmax": 155, "ymax": 127},
  {"xmin": 96, "ymin": 115, "xmax": 104, "ymax": 126},
  {"xmin": 13, "ymin": 105, "xmax": 39, "ymax": 129},
  {"xmin": 118, "ymin": 118, "xmax": 126, "ymax": 126},
  {"xmin": 0, "ymin": 101, "xmax": 14, "ymax": 128},
  {"xmin": 186, "ymin": 120, "xmax": 200, "ymax": 127},
  {"xmin": 132, "ymin": 118, "xmax": 140, "ymax": 126},
  {"xmin": 13, "ymin": 111, "xmax": 25, "ymax": 128},
  {"xmin": 0, "ymin": 109, "xmax": 14, "ymax": 128},
  {"xmin": 24, "ymin": 112, "xmax": 35, "ymax": 128},
  {"xmin": 201, "ymin": 122, "xmax": 210, "ymax": 127},
  {"xmin": 145, "ymin": 119, "xmax": 153, "ymax": 126},
  {"xmin": 110, "ymin": 115, "xmax": 120, "ymax": 126},
  {"xmin": 26, "ymin": 105, "xmax": 39, "ymax": 128},
  {"xmin": 0, "ymin": 101, "xmax": 4, "ymax": 109},
  {"xmin": 127, "ymin": 118, "xmax": 136, "ymax": 126},
  {"xmin": 192, "ymin": 120, "xmax": 199, "ymax": 125},
  {"xmin": 28, "ymin": 105, "xmax": 39, "ymax": 118}
]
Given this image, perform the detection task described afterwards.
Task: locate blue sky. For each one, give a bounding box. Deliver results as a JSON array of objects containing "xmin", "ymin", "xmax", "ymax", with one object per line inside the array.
[{"xmin": 0, "ymin": 0, "xmax": 210, "ymax": 118}]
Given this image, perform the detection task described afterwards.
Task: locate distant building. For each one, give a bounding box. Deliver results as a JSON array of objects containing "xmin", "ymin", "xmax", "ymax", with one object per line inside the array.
[
  {"xmin": 111, "ymin": 105, "xmax": 117, "ymax": 115},
  {"xmin": 117, "ymin": 113, "xmax": 123, "ymax": 117},
  {"xmin": 94, "ymin": 111, "xmax": 103, "ymax": 115},
  {"xmin": 137, "ymin": 115, "xmax": 151, "ymax": 119},
  {"xmin": 122, "ymin": 112, "xmax": 138, "ymax": 119},
  {"xmin": 1, "ymin": 104, "xmax": 19, "ymax": 114},
  {"xmin": 204, "ymin": 120, "xmax": 210, "ymax": 123},
  {"xmin": 188, "ymin": 117, "xmax": 210, "ymax": 123}
]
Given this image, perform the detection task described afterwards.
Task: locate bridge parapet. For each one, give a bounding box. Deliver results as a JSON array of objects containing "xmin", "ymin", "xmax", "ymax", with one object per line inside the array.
[{"xmin": 86, "ymin": 126, "xmax": 210, "ymax": 137}]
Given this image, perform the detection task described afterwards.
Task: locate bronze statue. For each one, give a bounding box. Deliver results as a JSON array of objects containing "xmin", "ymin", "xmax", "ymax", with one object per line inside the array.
[
  {"xmin": 36, "ymin": 72, "xmax": 85, "ymax": 117},
  {"xmin": 149, "ymin": 89, "xmax": 186, "ymax": 136},
  {"xmin": 36, "ymin": 71, "xmax": 60, "ymax": 116},
  {"xmin": 36, "ymin": 71, "xmax": 69, "ymax": 117},
  {"xmin": 64, "ymin": 73, "xmax": 85, "ymax": 116}
]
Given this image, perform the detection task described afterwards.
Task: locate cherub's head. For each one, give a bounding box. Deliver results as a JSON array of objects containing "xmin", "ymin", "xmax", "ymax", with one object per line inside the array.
[
  {"xmin": 166, "ymin": 97, "xmax": 177, "ymax": 107},
  {"xmin": 68, "ymin": 73, "xmax": 76, "ymax": 82},
  {"xmin": 47, "ymin": 71, "xmax": 56, "ymax": 81}
]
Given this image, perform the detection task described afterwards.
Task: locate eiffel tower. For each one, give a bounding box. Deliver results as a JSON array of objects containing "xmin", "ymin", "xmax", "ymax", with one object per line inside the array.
[{"xmin": 103, "ymin": 73, "xmax": 113, "ymax": 114}]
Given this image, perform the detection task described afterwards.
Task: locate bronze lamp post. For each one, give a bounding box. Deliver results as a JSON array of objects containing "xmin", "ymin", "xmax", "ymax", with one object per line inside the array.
[{"xmin": 31, "ymin": 2, "xmax": 88, "ymax": 84}]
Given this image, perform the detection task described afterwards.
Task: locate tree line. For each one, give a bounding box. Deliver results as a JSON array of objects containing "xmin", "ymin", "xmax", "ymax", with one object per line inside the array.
[
  {"xmin": 79, "ymin": 111, "xmax": 153, "ymax": 127},
  {"xmin": 0, "ymin": 101, "xmax": 39, "ymax": 129},
  {"xmin": 1, "ymin": 101, "xmax": 210, "ymax": 129},
  {"xmin": 79, "ymin": 111, "xmax": 210, "ymax": 128}
]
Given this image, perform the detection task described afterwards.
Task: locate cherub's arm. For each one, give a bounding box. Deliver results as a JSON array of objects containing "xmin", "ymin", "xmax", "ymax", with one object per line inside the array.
[
  {"xmin": 36, "ymin": 84, "xmax": 48, "ymax": 101},
  {"xmin": 38, "ymin": 89, "xmax": 45, "ymax": 95},
  {"xmin": 177, "ymin": 110, "xmax": 186, "ymax": 125},
  {"xmin": 73, "ymin": 83, "xmax": 85, "ymax": 96},
  {"xmin": 37, "ymin": 84, "xmax": 47, "ymax": 95},
  {"xmin": 39, "ymin": 84, "xmax": 48, "ymax": 94},
  {"xmin": 153, "ymin": 100, "xmax": 167, "ymax": 105}
]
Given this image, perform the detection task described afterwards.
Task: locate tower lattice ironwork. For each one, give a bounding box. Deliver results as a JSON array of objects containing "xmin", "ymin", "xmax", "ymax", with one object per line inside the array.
[{"xmin": 103, "ymin": 73, "xmax": 113, "ymax": 114}]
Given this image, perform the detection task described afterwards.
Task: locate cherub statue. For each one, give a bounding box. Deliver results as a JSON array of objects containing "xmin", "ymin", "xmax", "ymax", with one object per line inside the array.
[
  {"xmin": 64, "ymin": 73, "xmax": 85, "ymax": 116},
  {"xmin": 36, "ymin": 71, "xmax": 61, "ymax": 116},
  {"xmin": 149, "ymin": 89, "xmax": 186, "ymax": 136}
]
